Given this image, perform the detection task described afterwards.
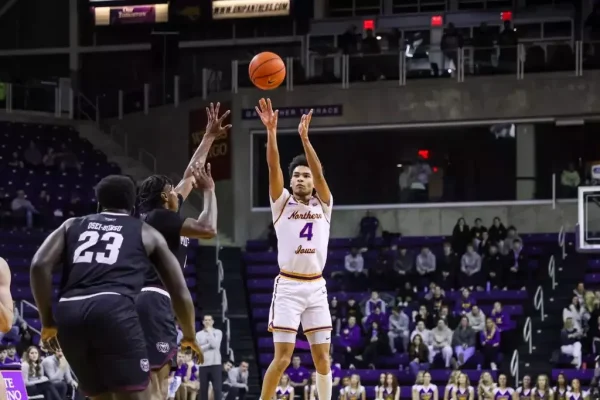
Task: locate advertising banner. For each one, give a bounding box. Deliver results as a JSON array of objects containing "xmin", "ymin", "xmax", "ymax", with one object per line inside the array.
[{"xmin": 212, "ymin": 0, "xmax": 290, "ymax": 19}]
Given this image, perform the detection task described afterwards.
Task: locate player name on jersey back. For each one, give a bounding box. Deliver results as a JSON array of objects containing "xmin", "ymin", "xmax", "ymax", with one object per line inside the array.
[
  {"xmin": 86, "ymin": 221, "xmax": 124, "ymax": 232},
  {"xmin": 270, "ymin": 189, "xmax": 332, "ymax": 277}
]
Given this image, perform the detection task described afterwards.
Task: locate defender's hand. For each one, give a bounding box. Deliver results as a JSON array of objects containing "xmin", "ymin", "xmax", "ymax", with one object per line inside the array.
[
  {"xmin": 181, "ymin": 337, "xmax": 204, "ymax": 364},
  {"xmin": 205, "ymin": 102, "xmax": 232, "ymax": 139},
  {"xmin": 255, "ymin": 98, "xmax": 279, "ymax": 131},
  {"xmin": 41, "ymin": 326, "xmax": 61, "ymax": 353},
  {"xmin": 191, "ymin": 163, "xmax": 215, "ymax": 191}
]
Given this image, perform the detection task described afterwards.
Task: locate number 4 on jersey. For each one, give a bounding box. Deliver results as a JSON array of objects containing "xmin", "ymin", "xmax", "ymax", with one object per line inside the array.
[{"xmin": 299, "ymin": 222, "xmax": 314, "ymax": 241}]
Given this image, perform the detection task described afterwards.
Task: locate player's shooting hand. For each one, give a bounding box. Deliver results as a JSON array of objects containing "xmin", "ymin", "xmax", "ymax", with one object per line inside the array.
[
  {"xmin": 181, "ymin": 337, "xmax": 204, "ymax": 364},
  {"xmin": 191, "ymin": 163, "xmax": 215, "ymax": 191},
  {"xmin": 255, "ymin": 98, "xmax": 278, "ymax": 131},
  {"xmin": 297, "ymin": 109, "xmax": 313, "ymax": 140},
  {"xmin": 205, "ymin": 102, "xmax": 232, "ymax": 139},
  {"xmin": 41, "ymin": 326, "xmax": 61, "ymax": 354}
]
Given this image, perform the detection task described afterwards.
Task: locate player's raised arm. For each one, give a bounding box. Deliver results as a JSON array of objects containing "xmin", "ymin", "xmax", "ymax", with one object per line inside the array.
[
  {"xmin": 31, "ymin": 220, "xmax": 72, "ymax": 329},
  {"xmin": 256, "ymin": 98, "xmax": 284, "ymax": 201},
  {"xmin": 0, "ymin": 258, "xmax": 13, "ymax": 333},
  {"xmin": 175, "ymin": 102, "xmax": 232, "ymax": 201},
  {"xmin": 180, "ymin": 163, "xmax": 218, "ymax": 238},
  {"xmin": 298, "ymin": 110, "xmax": 332, "ymax": 205},
  {"xmin": 142, "ymin": 223, "xmax": 200, "ymax": 354}
]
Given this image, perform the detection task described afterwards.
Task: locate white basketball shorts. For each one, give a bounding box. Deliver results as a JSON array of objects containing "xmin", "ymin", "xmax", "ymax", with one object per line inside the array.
[{"xmin": 268, "ymin": 274, "xmax": 332, "ymax": 343}]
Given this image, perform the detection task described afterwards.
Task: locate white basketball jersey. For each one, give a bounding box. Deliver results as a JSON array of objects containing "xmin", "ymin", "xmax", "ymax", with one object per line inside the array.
[{"xmin": 270, "ymin": 188, "xmax": 332, "ymax": 276}]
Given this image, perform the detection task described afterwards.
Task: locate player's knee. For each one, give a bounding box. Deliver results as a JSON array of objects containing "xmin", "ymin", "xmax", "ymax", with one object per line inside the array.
[
  {"xmin": 312, "ymin": 352, "xmax": 330, "ymax": 373},
  {"xmin": 272, "ymin": 353, "xmax": 292, "ymax": 371}
]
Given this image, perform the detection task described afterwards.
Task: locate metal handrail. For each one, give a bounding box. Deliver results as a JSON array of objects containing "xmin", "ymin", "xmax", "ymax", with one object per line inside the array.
[
  {"xmin": 217, "ymin": 260, "xmax": 224, "ymax": 290},
  {"xmin": 138, "ymin": 148, "xmax": 157, "ymax": 172},
  {"xmin": 558, "ymin": 226, "xmax": 567, "ymax": 260},
  {"xmin": 548, "ymin": 255, "xmax": 557, "ymax": 290},
  {"xmin": 523, "ymin": 317, "xmax": 532, "ymax": 354},
  {"xmin": 19, "ymin": 300, "xmax": 41, "ymax": 335},
  {"xmin": 510, "ymin": 350, "xmax": 519, "ymax": 386},
  {"xmin": 534, "ymin": 285, "xmax": 545, "ymax": 321}
]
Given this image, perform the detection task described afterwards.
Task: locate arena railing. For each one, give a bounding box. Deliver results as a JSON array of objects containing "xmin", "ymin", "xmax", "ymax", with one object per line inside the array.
[
  {"xmin": 523, "ymin": 317, "xmax": 532, "ymax": 355},
  {"xmin": 216, "ymin": 237, "xmax": 234, "ymax": 362},
  {"xmin": 510, "ymin": 350, "xmax": 520, "ymax": 386},
  {"xmin": 19, "ymin": 300, "xmax": 41, "ymax": 335},
  {"xmin": 548, "ymin": 255, "xmax": 557, "ymax": 291},
  {"xmin": 558, "ymin": 225, "xmax": 567, "ymax": 261}
]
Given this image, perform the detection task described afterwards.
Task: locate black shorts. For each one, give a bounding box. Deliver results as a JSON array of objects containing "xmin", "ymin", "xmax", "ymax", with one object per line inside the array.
[
  {"xmin": 56, "ymin": 293, "xmax": 150, "ymax": 397},
  {"xmin": 135, "ymin": 289, "xmax": 178, "ymax": 370}
]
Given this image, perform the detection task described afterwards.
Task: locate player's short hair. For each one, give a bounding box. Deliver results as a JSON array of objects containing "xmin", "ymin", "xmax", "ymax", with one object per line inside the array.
[
  {"xmin": 288, "ymin": 154, "xmax": 309, "ymax": 178},
  {"xmin": 96, "ymin": 175, "xmax": 137, "ymax": 212},
  {"xmin": 138, "ymin": 174, "xmax": 172, "ymax": 213}
]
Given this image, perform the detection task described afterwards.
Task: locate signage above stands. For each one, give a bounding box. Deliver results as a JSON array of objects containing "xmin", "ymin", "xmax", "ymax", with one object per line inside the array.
[
  {"xmin": 212, "ymin": 0, "xmax": 290, "ymax": 19},
  {"xmin": 309, "ymin": 6, "xmax": 573, "ymax": 36}
]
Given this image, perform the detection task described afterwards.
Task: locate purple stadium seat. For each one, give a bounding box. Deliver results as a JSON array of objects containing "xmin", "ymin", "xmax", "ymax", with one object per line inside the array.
[{"xmin": 552, "ymin": 369, "xmax": 594, "ymax": 382}]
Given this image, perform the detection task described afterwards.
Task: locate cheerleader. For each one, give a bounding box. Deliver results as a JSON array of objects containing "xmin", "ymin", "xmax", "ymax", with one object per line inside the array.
[
  {"xmin": 516, "ymin": 375, "xmax": 534, "ymax": 400},
  {"xmin": 413, "ymin": 372, "xmax": 438, "ymax": 400},
  {"xmin": 532, "ymin": 375, "xmax": 553, "ymax": 400},
  {"xmin": 276, "ymin": 374, "xmax": 294, "ymax": 400},
  {"xmin": 492, "ymin": 374, "xmax": 514, "ymax": 400},
  {"xmin": 452, "ymin": 373, "xmax": 474, "ymax": 400},
  {"xmin": 477, "ymin": 372, "xmax": 495, "ymax": 400},
  {"xmin": 305, "ymin": 372, "xmax": 318, "ymax": 400},
  {"xmin": 378, "ymin": 373, "xmax": 400, "ymax": 400},
  {"xmin": 445, "ymin": 371, "xmax": 461, "ymax": 400},
  {"xmin": 566, "ymin": 379, "xmax": 589, "ymax": 400},
  {"xmin": 375, "ymin": 373, "xmax": 386, "ymax": 400},
  {"xmin": 553, "ymin": 373, "xmax": 571, "ymax": 400},
  {"xmin": 342, "ymin": 374, "xmax": 366, "ymax": 400}
]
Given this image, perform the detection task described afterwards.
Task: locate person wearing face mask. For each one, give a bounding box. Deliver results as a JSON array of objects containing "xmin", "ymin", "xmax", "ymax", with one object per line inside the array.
[
  {"xmin": 436, "ymin": 243, "xmax": 458, "ymax": 291},
  {"xmin": 506, "ymin": 239, "xmax": 526, "ymax": 290}
]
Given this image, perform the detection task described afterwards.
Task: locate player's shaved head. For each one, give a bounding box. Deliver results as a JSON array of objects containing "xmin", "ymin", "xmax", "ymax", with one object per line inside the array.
[{"xmin": 96, "ymin": 175, "xmax": 137, "ymax": 212}]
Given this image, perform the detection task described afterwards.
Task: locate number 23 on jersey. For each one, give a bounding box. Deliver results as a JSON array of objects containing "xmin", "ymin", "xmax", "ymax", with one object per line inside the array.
[{"xmin": 73, "ymin": 231, "xmax": 123, "ymax": 265}]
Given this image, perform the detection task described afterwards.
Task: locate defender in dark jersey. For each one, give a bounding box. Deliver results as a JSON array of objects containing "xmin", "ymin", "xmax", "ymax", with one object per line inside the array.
[
  {"xmin": 136, "ymin": 102, "xmax": 228, "ymax": 400},
  {"xmin": 30, "ymin": 175, "xmax": 202, "ymax": 400}
]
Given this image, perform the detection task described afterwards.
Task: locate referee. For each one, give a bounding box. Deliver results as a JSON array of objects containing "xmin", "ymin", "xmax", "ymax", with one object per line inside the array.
[{"xmin": 196, "ymin": 315, "xmax": 223, "ymax": 400}]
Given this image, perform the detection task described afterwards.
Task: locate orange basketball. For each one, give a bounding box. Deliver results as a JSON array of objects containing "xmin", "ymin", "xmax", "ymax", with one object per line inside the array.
[{"xmin": 248, "ymin": 52, "xmax": 286, "ymax": 90}]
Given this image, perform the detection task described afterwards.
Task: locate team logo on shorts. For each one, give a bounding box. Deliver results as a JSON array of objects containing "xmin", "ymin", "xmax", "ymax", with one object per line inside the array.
[
  {"xmin": 140, "ymin": 358, "xmax": 150, "ymax": 372},
  {"xmin": 156, "ymin": 342, "xmax": 170, "ymax": 353}
]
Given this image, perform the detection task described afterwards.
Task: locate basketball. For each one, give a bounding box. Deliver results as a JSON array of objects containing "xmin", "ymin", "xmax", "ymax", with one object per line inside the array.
[{"xmin": 248, "ymin": 52, "xmax": 286, "ymax": 90}]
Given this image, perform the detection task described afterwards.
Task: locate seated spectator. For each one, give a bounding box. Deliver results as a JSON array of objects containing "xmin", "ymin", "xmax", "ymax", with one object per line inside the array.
[
  {"xmin": 36, "ymin": 190, "xmax": 60, "ymax": 228},
  {"xmin": 182, "ymin": 351, "xmax": 199, "ymax": 399},
  {"xmin": 411, "ymin": 320, "xmax": 433, "ymax": 345},
  {"xmin": 414, "ymin": 305, "xmax": 434, "ymax": 329},
  {"xmin": 276, "ymin": 374, "xmax": 294, "ymax": 400},
  {"xmin": 561, "ymin": 317, "xmax": 583, "ymax": 368},
  {"xmin": 480, "ymin": 318, "xmax": 501, "ymax": 370},
  {"xmin": 286, "ymin": 355, "xmax": 309, "ymax": 395},
  {"xmin": 560, "ymin": 163, "xmax": 580, "ymax": 198},
  {"xmin": 11, "ymin": 190, "xmax": 39, "ymax": 229},
  {"xmin": 437, "ymin": 243, "xmax": 458, "ymax": 291},
  {"xmin": 8, "ymin": 152, "xmax": 24, "ymax": 169},
  {"xmin": 393, "ymin": 247, "xmax": 414, "ymax": 287},
  {"xmin": 41, "ymin": 349, "xmax": 77, "ymax": 399},
  {"xmin": 42, "ymin": 147, "xmax": 56, "ymax": 168},
  {"xmin": 552, "ymin": 373, "xmax": 570, "ymax": 400},
  {"xmin": 478, "ymin": 372, "xmax": 495, "ymax": 400},
  {"xmin": 365, "ymin": 292, "xmax": 386, "ymax": 316},
  {"xmin": 0, "ymin": 302, "xmax": 25, "ymax": 344},
  {"xmin": 344, "ymin": 298, "xmax": 363, "ymax": 325},
  {"xmin": 506, "ymin": 239, "xmax": 526, "ymax": 290},
  {"xmin": 427, "ymin": 285, "xmax": 445, "ymax": 315},
  {"xmin": 343, "ymin": 247, "xmax": 366, "ymax": 291},
  {"xmin": 365, "ymin": 306, "xmax": 388, "ymax": 330},
  {"xmin": 0, "ymin": 346, "xmax": 7, "ymax": 366},
  {"xmin": 5, "ymin": 344, "xmax": 20, "ymax": 364},
  {"xmin": 452, "ymin": 218, "xmax": 471, "ymax": 255},
  {"xmin": 416, "ymin": 246, "xmax": 436, "ymax": 290},
  {"xmin": 478, "ymin": 231, "xmax": 492, "ymax": 255},
  {"xmin": 23, "ymin": 141, "xmax": 43, "ymax": 167},
  {"xmin": 64, "ymin": 193, "xmax": 86, "ymax": 218},
  {"xmin": 490, "ymin": 302, "xmax": 508, "ymax": 331},
  {"xmin": 330, "ymin": 356, "xmax": 342, "ymax": 398},
  {"xmin": 589, "ymin": 315, "xmax": 600, "ymax": 354},
  {"xmin": 471, "ymin": 218, "xmax": 487, "ymax": 248},
  {"xmin": 483, "ymin": 244, "xmax": 504, "ymax": 290},
  {"xmin": 342, "ymin": 374, "xmax": 366, "ymax": 400},
  {"xmin": 408, "ymin": 334, "xmax": 430, "ymax": 377},
  {"xmin": 57, "ymin": 143, "xmax": 81, "ymax": 172},
  {"xmin": 370, "ymin": 248, "xmax": 393, "ymax": 291},
  {"xmin": 574, "ymin": 283, "xmax": 585, "ymax": 303},
  {"xmin": 223, "ymin": 360, "xmax": 249, "ymax": 400},
  {"xmin": 459, "ymin": 245, "xmax": 483, "ymax": 290},
  {"xmin": 506, "ymin": 226, "xmax": 522, "ymax": 248},
  {"xmin": 168, "ymin": 353, "xmax": 186, "ymax": 399},
  {"xmin": 358, "ymin": 211, "xmax": 379, "ymax": 250},
  {"xmin": 22, "ymin": 345, "xmax": 63, "ymax": 400},
  {"xmin": 488, "ymin": 217, "xmax": 507, "ymax": 243},
  {"xmin": 456, "ymin": 288, "xmax": 476, "ymax": 316},
  {"xmin": 330, "ymin": 297, "xmax": 343, "ymax": 335},
  {"xmin": 466, "ymin": 305, "xmax": 486, "ymax": 332},
  {"xmin": 430, "ymin": 320, "xmax": 453, "ymax": 368},
  {"xmin": 452, "ymin": 316, "xmax": 476, "ymax": 368},
  {"xmin": 435, "ymin": 305, "xmax": 456, "ymax": 329},
  {"xmin": 358, "ymin": 321, "xmax": 388, "ymax": 367},
  {"xmin": 388, "ymin": 306, "xmax": 410, "ymax": 353},
  {"xmin": 337, "ymin": 317, "xmax": 363, "ymax": 367}
]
